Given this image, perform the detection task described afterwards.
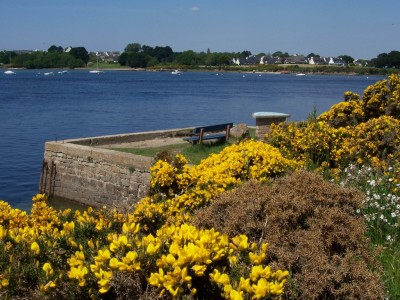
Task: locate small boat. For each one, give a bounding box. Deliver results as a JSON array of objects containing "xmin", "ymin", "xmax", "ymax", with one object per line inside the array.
[
  {"xmin": 4, "ymin": 54, "xmax": 16, "ymax": 75},
  {"xmin": 58, "ymin": 70, "xmax": 68, "ymax": 74},
  {"xmin": 90, "ymin": 54, "xmax": 104, "ymax": 74},
  {"xmin": 44, "ymin": 72, "xmax": 54, "ymax": 76},
  {"xmin": 89, "ymin": 70, "xmax": 104, "ymax": 74},
  {"xmin": 296, "ymin": 73, "xmax": 306, "ymax": 76},
  {"xmin": 171, "ymin": 69, "xmax": 182, "ymax": 75}
]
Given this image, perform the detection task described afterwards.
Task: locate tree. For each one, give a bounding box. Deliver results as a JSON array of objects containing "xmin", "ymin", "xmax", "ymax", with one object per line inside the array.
[
  {"xmin": 0, "ymin": 51, "xmax": 7, "ymax": 64},
  {"xmin": 307, "ymin": 53, "xmax": 320, "ymax": 58},
  {"xmin": 118, "ymin": 52, "xmax": 128, "ymax": 66},
  {"xmin": 387, "ymin": 51, "xmax": 400, "ymax": 68},
  {"xmin": 205, "ymin": 52, "xmax": 216, "ymax": 66},
  {"xmin": 214, "ymin": 53, "xmax": 232, "ymax": 66},
  {"xmin": 272, "ymin": 51, "xmax": 289, "ymax": 58},
  {"xmin": 141, "ymin": 45, "xmax": 154, "ymax": 56},
  {"xmin": 338, "ymin": 55, "xmax": 354, "ymax": 65},
  {"xmin": 0, "ymin": 51, "xmax": 16, "ymax": 64},
  {"xmin": 124, "ymin": 43, "xmax": 141, "ymax": 53},
  {"xmin": 48, "ymin": 45, "xmax": 63, "ymax": 53},
  {"xmin": 241, "ymin": 50, "xmax": 252, "ymax": 58},
  {"xmin": 371, "ymin": 53, "xmax": 388, "ymax": 68},
  {"xmin": 175, "ymin": 50, "xmax": 199, "ymax": 66},
  {"xmin": 126, "ymin": 52, "xmax": 147, "ymax": 68},
  {"xmin": 69, "ymin": 47, "xmax": 89, "ymax": 64},
  {"xmin": 153, "ymin": 46, "xmax": 173, "ymax": 62}
]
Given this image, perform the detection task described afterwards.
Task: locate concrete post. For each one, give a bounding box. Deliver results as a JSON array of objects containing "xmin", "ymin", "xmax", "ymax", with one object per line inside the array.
[{"xmin": 252, "ymin": 112, "xmax": 290, "ymax": 139}]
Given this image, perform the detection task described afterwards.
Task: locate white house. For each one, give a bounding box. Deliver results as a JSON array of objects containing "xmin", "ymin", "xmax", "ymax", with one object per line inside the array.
[{"xmin": 328, "ymin": 57, "xmax": 345, "ymax": 66}]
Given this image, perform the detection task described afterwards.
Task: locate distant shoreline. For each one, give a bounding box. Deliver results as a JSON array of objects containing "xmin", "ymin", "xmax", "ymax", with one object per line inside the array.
[{"xmin": 2, "ymin": 65, "xmax": 393, "ymax": 76}]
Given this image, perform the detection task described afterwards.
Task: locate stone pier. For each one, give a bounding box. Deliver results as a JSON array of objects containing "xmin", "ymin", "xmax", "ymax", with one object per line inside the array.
[{"xmin": 39, "ymin": 128, "xmax": 192, "ymax": 208}]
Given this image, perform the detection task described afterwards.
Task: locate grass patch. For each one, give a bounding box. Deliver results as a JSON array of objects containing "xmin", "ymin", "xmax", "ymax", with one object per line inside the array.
[
  {"xmin": 181, "ymin": 140, "xmax": 229, "ymax": 164},
  {"xmin": 112, "ymin": 143, "xmax": 190, "ymax": 158},
  {"xmin": 112, "ymin": 140, "xmax": 232, "ymax": 165},
  {"xmin": 112, "ymin": 128, "xmax": 256, "ymax": 165},
  {"xmin": 380, "ymin": 246, "xmax": 400, "ymax": 298}
]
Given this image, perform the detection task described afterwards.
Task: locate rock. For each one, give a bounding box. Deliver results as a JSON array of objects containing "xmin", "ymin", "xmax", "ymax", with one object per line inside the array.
[{"xmin": 230, "ymin": 123, "xmax": 249, "ymax": 139}]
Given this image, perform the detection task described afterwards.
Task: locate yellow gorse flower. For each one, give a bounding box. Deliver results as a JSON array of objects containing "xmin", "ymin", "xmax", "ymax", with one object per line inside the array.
[
  {"xmin": 1, "ymin": 278, "xmax": 9, "ymax": 288},
  {"xmin": 67, "ymin": 265, "xmax": 88, "ymax": 287},
  {"xmin": 42, "ymin": 262, "xmax": 54, "ymax": 278},
  {"xmin": 40, "ymin": 280, "xmax": 56, "ymax": 292},
  {"xmin": 30, "ymin": 241, "xmax": 40, "ymax": 255}
]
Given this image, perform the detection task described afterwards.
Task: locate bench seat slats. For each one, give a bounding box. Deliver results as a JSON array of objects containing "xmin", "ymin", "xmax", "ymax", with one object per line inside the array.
[
  {"xmin": 182, "ymin": 133, "xmax": 226, "ymax": 142},
  {"xmin": 183, "ymin": 123, "xmax": 233, "ymax": 144}
]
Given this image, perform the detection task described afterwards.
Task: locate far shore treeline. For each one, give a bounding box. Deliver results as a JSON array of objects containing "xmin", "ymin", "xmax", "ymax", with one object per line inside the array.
[{"xmin": 1, "ymin": 42, "xmax": 400, "ymax": 75}]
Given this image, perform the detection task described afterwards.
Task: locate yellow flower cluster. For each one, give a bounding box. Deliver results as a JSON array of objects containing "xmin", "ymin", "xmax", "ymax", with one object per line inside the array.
[
  {"xmin": 318, "ymin": 99, "xmax": 364, "ymax": 127},
  {"xmin": 318, "ymin": 74, "xmax": 400, "ymax": 126},
  {"xmin": 341, "ymin": 115, "xmax": 400, "ymax": 167},
  {"xmin": 146, "ymin": 224, "xmax": 287, "ymax": 299},
  {"xmin": 267, "ymin": 75, "xmax": 400, "ymax": 176},
  {"xmin": 266, "ymin": 120, "xmax": 346, "ymax": 170},
  {"xmin": 0, "ymin": 194, "xmax": 289, "ymax": 299},
  {"xmin": 362, "ymin": 78, "xmax": 391, "ymax": 119},
  {"xmin": 135, "ymin": 140, "xmax": 298, "ymax": 229}
]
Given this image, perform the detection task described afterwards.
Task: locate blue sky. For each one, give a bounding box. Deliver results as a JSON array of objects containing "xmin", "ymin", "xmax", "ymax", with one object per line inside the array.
[{"xmin": 1, "ymin": 0, "xmax": 399, "ymax": 59}]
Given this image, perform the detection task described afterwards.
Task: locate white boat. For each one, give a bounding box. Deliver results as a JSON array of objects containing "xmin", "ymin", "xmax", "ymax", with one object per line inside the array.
[
  {"xmin": 296, "ymin": 73, "xmax": 306, "ymax": 76},
  {"xmin": 4, "ymin": 54, "xmax": 16, "ymax": 75},
  {"xmin": 44, "ymin": 72, "xmax": 54, "ymax": 76},
  {"xmin": 90, "ymin": 53, "xmax": 104, "ymax": 74},
  {"xmin": 89, "ymin": 70, "xmax": 104, "ymax": 74},
  {"xmin": 171, "ymin": 69, "xmax": 182, "ymax": 75}
]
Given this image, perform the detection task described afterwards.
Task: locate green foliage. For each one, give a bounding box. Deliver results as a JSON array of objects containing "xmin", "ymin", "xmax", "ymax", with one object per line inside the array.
[
  {"xmin": 0, "ymin": 51, "xmax": 16, "ymax": 65},
  {"xmin": 119, "ymin": 43, "xmax": 174, "ymax": 67},
  {"xmin": 372, "ymin": 50, "xmax": 400, "ymax": 68},
  {"xmin": 380, "ymin": 247, "xmax": 400, "ymax": 298},
  {"xmin": 272, "ymin": 51, "xmax": 289, "ymax": 58},
  {"xmin": 175, "ymin": 50, "xmax": 200, "ymax": 66},
  {"xmin": 10, "ymin": 52, "xmax": 85, "ymax": 69},
  {"xmin": 68, "ymin": 47, "xmax": 89, "ymax": 64},
  {"xmin": 338, "ymin": 54, "xmax": 354, "ymax": 64},
  {"xmin": 48, "ymin": 45, "xmax": 63, "ymax": 53},
  {"xmin": 124, "ymin": 52, "xmax": 147, "ymax": 68}
]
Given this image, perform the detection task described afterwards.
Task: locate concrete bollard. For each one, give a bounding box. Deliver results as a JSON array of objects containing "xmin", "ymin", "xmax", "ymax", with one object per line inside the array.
[{"xmin": 252, "ymin": 112, "xmax": 290, "ymax": 139}]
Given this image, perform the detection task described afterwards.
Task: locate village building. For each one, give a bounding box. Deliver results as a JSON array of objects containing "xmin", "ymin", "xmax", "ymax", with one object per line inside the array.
[
  {"xmin": 284, "ymin": 55, "xmax": 308, "ymax": 64},
  {"xmin": 260, "ymin": 55, "xmax": 283, "ymax": 64},
  {"xmin": 308, "ymin": 56, "xmax": 328, "ymax": 65},
  {"xmin": 328, "ymin": 57, "xmax": 346, "ymax": 66}
]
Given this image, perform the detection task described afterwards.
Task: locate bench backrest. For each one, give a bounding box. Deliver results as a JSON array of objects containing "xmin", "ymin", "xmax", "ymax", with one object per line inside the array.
[{"xmin": 193, "ymin": 123, "xmax": 233, "ymax": 134}]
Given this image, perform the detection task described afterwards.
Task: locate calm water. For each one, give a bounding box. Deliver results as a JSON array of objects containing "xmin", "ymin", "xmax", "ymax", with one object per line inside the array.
[{"xmin": 0, "ymin": 70, "xmax": 385, "ymax": 210}]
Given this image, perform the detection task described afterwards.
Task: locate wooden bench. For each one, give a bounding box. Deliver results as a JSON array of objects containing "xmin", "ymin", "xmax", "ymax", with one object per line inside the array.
[{"xmin": 183, "ymin": 123, "xmax": 233, "ymax": 144}]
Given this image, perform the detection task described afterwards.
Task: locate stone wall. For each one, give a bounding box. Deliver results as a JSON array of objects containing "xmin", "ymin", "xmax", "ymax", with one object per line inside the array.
[{"xmin": 40, "ymin": 128, "xmax": 192, "ymax": 208}]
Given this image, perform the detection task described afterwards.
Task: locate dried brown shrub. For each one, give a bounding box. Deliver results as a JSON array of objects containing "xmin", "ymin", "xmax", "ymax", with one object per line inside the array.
[
  {"xmin": 192, "ymin": 171, "xmax": 384, "ymax": 300},
  {"xmin": 110, "ymin": 272, "xmax": 165, "ymax": 300}
]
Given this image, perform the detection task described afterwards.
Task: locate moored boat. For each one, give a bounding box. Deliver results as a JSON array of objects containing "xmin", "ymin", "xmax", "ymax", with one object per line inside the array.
[{"xmin": 171, "ymin": 69, "xmax": 182, "ymax": 75}]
